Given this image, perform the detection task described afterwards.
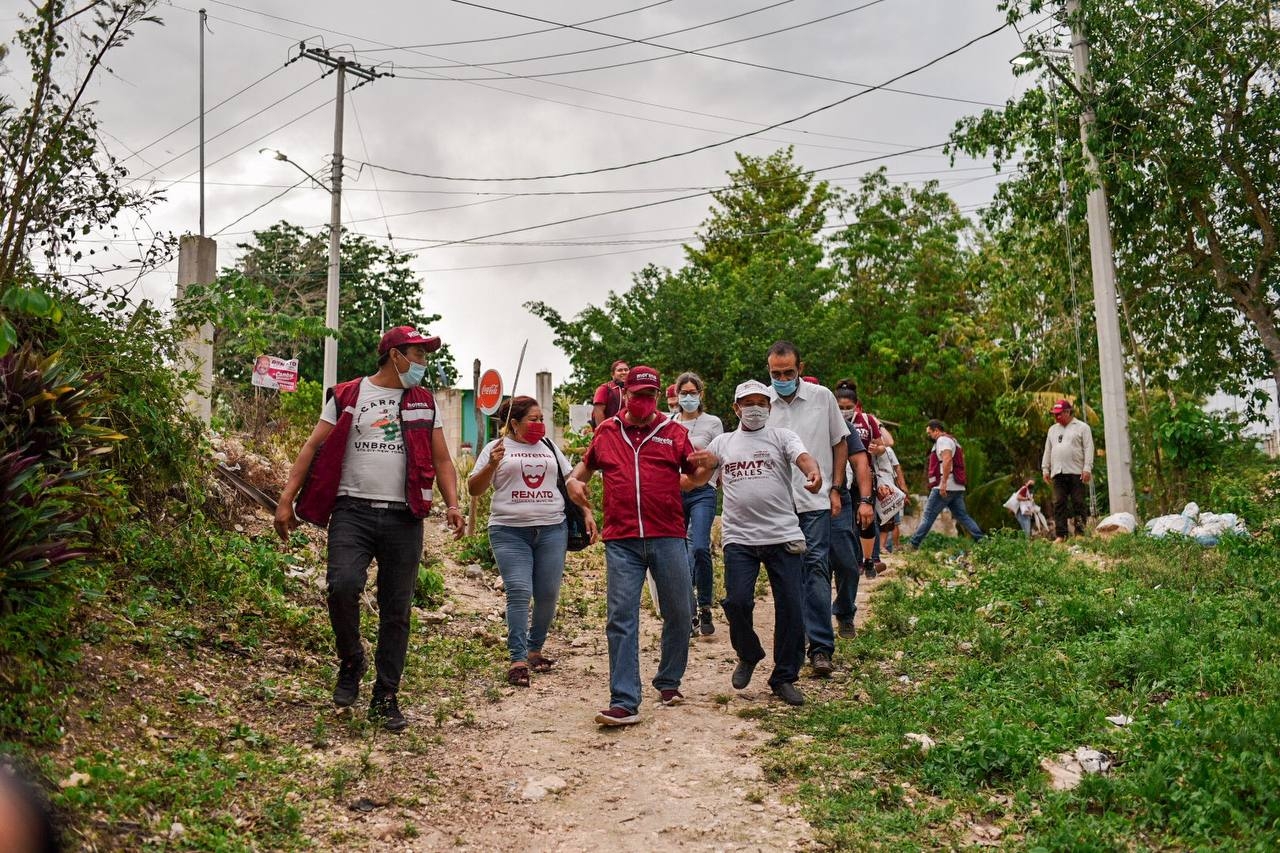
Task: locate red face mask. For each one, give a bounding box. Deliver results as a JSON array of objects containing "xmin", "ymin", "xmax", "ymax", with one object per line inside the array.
[
  {"xmin": 626, "ymin": 395, "xmax": 657, "ymax": 421},
  {"xmin": 520, "ymin": 421, "xmax": 546, "ymax": 444}
]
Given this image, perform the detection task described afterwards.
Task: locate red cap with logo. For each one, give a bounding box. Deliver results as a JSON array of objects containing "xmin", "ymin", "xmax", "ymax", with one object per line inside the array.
[
  {"xmin": 625, "ymin": 365, "xmax": 661, "ymax": 390},
  {"xmin": 1050, "ymin": 399, "xmax": 1072, "ymax": 414},
  {"xmin": 379, "ymin": 325, "xmax": 441, "ymax": 355}
]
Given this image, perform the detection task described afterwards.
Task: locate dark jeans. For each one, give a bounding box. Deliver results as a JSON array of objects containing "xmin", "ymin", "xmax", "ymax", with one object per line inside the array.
[
  {"xmin": 326, "ymin": 497, "xmax": 424, "ymax": 697},
  {"xmin": 830, "ymin": 487, "xmax": 876, "ymax": 621},
  {"xmin": 797, "ymin": 508, "xmax": 834, "ymax": 658},
  {"xmin": 1052, "ymin": 473, "xmax": 1088, "ymax": 538},
  {"xmin": 683, "ymin": 484, "xmax": 717, "ymax": 610},
  {"xmin": 722, "ymin": 543, "xmax": 805, "ymax": 687}
]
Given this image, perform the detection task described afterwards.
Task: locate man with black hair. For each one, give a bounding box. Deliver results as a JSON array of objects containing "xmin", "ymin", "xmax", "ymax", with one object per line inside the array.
[
  {"xmin": 908, "ymin": 419, "xmax": 985, "ymax": 548},
  {"xmin": 763, "ymin": 341, "xmax": 850, "ymax": 677},
  {"xmin": 275, "ymin": 326, "xmax": 466, "ymax": 731}
]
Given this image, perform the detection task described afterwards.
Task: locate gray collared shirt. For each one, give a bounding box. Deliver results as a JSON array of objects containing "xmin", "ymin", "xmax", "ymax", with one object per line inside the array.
[{"xmin": 1042, "ymin": 417, "xmax": 1095, "ymax": 477}]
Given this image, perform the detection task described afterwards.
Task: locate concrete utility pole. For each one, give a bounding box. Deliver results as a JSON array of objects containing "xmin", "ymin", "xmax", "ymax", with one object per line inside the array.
[
  {"xmin": 1065, "ymin": 0, "xmax": 1136, "ymax": 516},
  {"xmin": 293, "ymin": 45, "xmax": 387, "ymax": 390},
  {"xmin": 177, "ymin": 235, "xmax": 216, "ymax": 423}
]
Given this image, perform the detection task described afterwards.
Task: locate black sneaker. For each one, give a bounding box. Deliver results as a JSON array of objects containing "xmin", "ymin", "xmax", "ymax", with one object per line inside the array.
[
  {"xmin": 732, "ymin": 659, "xmax": 757, "ymax": 690},
  {"xmin": 837, "ymin": 617, "xmax": 857, "ymax": 639},
  {"xmin": 863, "ymin": 559, "xmax": 878, "ymax": 579},
  {"xmin": 332, "ymin": 657, "xmax": 367, "ymax": 708},
  {"xmin": 368, "ymin": 693, "xmax": 408, "ymax": 732},
  {"xmin": 699, "ymin": 608, "xmax": 715, "ymax": 636},
  {"xmin": 772, "ymin": 681, "xmax": 806, "ymax": 706},
  {"xmin": 810, "ymin": 651, "xmax": 833, "ymax": 677}
]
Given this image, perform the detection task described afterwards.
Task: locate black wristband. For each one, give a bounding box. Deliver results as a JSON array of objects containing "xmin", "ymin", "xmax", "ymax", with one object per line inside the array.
[{"xmin": 859, "ymin": 496, "xmax": 874, "ymax": 505}]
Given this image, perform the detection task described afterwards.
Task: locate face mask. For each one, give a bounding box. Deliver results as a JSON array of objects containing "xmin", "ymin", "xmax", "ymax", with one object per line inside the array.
[
  {"xmin": 520, "ymin": 421, "xmax": 546, "ymax": 444},
  {"xmin": 626, "ymin": 395, "xmax": 657, "ymax": 421},
  {"xmin": 841, "ymin": 409, "xmax": 856, "ymax": 423},
  {"xmin": 678, "ymin": 394, "xmax": 700, "ymax": 413},
  {"xmin": 396, "ymin": 354, "xmax": 427, "ymax": 388},
  {"xmin": 739, "ymin": 405, "xmax": 769, "ymax": 431},
  {"xmin": 772, "ymin": 377, "xmax": 798, "ymax": 396}
]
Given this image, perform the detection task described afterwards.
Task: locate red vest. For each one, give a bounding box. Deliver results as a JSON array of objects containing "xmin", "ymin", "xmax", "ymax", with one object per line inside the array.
[
  {"xmin": 927, "ymin": 432, "xmax": 967, "ymax": 489},
  {"xmin": 295, "ymin": 378, "xmax": 438, "ymax": 527}
]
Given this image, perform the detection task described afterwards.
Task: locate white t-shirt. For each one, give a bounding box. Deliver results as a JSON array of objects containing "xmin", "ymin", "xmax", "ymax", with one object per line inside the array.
[
  {"xmin": 705, "ymin": 427, "xmax": 807, "ymax": 546},
  {"xmin": 320, "ymin": 377, "xmax": 411, "ymax": 503},
  {"xmin": 475, "ymin": 436, "xmax": 572, "ymax": 527},
  {"xmin": 669, "ymin": 412, "xmax": 724, "ymax": 450},
  {"xmin": 766, "ymin": 381, "xmax": 849, "ymax": 513},
  {"xmin": 933, "ymin": 435, "xmax": 965, "ymax": 492}
]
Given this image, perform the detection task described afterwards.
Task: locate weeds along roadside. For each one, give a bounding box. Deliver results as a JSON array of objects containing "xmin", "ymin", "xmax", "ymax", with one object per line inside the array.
[{"xmin": 754, "ymin": 519, "xmax": 1280, "ymax": 851}]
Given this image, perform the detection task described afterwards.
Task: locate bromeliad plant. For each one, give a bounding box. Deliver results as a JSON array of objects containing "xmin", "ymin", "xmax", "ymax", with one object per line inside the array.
[{"xmin": 0, "ymin": 345, "xmax": 124, "ymax": 610}]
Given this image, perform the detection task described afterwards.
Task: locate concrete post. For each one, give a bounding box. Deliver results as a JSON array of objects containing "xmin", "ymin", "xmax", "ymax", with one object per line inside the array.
[{"xmin": 176, "ymin": 234, "xmax": 216, "ymax": 424}]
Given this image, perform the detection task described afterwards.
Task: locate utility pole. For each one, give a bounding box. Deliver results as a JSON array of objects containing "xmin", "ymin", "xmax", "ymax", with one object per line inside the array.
[
  {"xmin": 294, "ymin": 45, "xmax": 387, "ymax": 390},
  {"xmin": 198, "ymin": 9, "xmax": 207, "ymax": 236},
  {"xmin": 1065, "ymin": 0, "xmax": 1136, "ymax": 516}
]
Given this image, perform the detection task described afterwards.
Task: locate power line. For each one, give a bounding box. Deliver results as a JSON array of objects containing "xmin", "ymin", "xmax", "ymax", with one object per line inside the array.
[
  {"xmin": 360, "ymin": 24, "xmax": 1007, "ymax": 183},
  {"xmin": 421, "ymin": 143, "xmax": 949, "ymax": 248},
  {"xmin": 129, "ymin": 76, "xmax": 322, "ymax": 182},
  {"xmin": 211, "ymin": 175, "xmax": 313, "ymax": 237},
  {"xmin": 362, "ymin": 0, "xmax": 679, "ymax": 51},
  {"xmin": 399, "ymin": 0, "xmax": 801, "ymax": 70}
]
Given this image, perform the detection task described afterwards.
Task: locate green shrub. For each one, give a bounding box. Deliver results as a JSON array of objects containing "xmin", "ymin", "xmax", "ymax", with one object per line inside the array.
[
  {"xmin": 414, "ymin": 563, "xmax": 445, "ymax": 608},
  {"xmin": 456, "ymin": 531, "xmax": 495, "ymax": 569}
]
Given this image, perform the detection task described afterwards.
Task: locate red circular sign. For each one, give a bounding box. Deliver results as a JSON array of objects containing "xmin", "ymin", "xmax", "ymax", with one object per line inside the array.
[{"xmin": 477, "ymin": 369, "xmax": 503, "ymax": 415}]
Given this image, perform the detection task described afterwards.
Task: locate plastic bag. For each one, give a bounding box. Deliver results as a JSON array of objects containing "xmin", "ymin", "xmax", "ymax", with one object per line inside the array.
[
  {"xmin": 1096, "ymin": 512, "xmax": 1136, "ymax": 535},
  {"xmin": 1003, "ymin": 491, "xmax": 1021, "ymax": 513},
  {"xmin": 1146, "ymin": 514, "xmax": 1192, "ymax": 538}
]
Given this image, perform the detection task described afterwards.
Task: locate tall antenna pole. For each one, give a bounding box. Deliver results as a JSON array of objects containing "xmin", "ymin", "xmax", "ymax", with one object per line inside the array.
[
  {"xmin": 198, "ymin": 9, "xmax": 207, "ymax": 236},
  {"xmin": 294, "ymin": 45, "xmax": 387, "ymax": 390}
]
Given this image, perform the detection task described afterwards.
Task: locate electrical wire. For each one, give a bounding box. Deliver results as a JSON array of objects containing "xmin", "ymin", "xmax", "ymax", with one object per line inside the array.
[
  {"xmin": 211, "ymin": 175, "xmax": 313, "ymax": 237},
  {"xmin": 360, "ymin": 24, "xmax": 1007, "ymax": 183},
  {"xmin": 399, "ymin": 0, "xmax": 801, "ymax": 70}
]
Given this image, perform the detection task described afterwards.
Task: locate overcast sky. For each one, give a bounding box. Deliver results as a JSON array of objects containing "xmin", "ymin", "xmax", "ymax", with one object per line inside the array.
[{"xmin": 5, "ymin": 0, "xmax": 1042, "ymax": 394}]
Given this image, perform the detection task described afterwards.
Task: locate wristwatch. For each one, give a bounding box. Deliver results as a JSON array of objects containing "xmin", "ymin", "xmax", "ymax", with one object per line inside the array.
[{"xmin": 859, "ymin": 496, "xmax": 874, "ymax": 505}]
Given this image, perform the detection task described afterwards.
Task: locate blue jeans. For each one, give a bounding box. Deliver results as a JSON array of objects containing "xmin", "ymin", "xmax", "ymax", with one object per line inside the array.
[
  {"xmin": 797, "ymin": 509, "xmax": 834, "ymax": 658},
  {"xmin": 909, "ymin": 488, "xmax": 985, "ymax": 547},
  {"xmin": 829, "ymin": 487, "xmax": 875, "ymax": 621},
  {"xmin": 683, "ymin": 485, "xmax": 717, "ymax": 610},
  {"xmin": 326, "ymin": 498, "xmax": 423, "ymax": 696},
  {"xmin": 489, "ymin": 522, "xmax": 568, "ymax": 662},
  {"xmin": 1016, "ymin": 512, "xmax": 1033, "ymax": 536},
  {"xmin": 603, "ymin": 538, "xmax": 692, "ymax": 712},
  {"xmin": 722, "ymin": 543, "xmax": 805, "ymax": 687}
]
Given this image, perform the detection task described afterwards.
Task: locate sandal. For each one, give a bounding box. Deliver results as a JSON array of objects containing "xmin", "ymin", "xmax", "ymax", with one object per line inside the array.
[
  {"xmin": 528, "ymin": 653, "xmax": 556, "ymax": 673},
  {"xmin": 507, "ymin": 663, "xmax": 530, "ymax": 687}
]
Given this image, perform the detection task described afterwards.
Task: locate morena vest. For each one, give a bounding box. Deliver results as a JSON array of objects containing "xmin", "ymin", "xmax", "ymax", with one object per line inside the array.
[
  {"xmin": 295, "ymin": 378, "xmax": 438, "ymax": 527},
  {"xmin": 927, "ymin": 432, "xmax": 968, "ymax": 489}
]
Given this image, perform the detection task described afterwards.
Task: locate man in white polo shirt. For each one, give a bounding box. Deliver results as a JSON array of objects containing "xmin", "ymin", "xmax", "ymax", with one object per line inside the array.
[
  {"xmin": 687, "ymin": 380, "xmax": 821, "ymax": 706},
  {"xmin": 763, "ymin": 341, "xmax": 849, "ymax": 677}
]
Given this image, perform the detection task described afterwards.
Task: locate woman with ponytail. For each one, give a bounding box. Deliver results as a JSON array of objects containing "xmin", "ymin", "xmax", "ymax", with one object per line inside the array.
[{"xmin": 469, "ymin": 396, "xmax": 595, "ymax": 686}]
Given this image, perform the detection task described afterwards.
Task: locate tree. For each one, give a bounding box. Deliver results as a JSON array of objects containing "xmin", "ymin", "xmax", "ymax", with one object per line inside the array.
[
  {"xmin": 951, "ymin": 0, "xmax": 1280, "ymax": 410},
  {"xmin": 0, "ymin": 1, "xmax": 167, "ymax": 353},
  {"xmin": 179, "ymin": 222, "xmax": 458, "ymax": 393}
]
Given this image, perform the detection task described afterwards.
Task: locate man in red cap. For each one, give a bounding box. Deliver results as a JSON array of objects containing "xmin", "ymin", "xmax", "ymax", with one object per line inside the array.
[
  {"xmin": 568, "ymin": 365, "xmax": 712, "ymax": 726},
  {"xmin": 590, "ymin": 359, "xmax": 630, "ymax": 427},
  {"xmin": 665, "ymin": 383, "xmax": 679, "ymax": 415},
  {"xmin": 1042, "ymin": 399, "xmax": 1094, "ymax": 541},
  {"xmin": 275, "ymin": 325, "xmax": 465, "ymax": 731}
]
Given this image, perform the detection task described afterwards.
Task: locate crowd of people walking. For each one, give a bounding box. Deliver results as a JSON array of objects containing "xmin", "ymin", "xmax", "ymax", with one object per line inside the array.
[{"xmin": 276, "ymin": 326, "xmax": 1092, "ymax": 730}]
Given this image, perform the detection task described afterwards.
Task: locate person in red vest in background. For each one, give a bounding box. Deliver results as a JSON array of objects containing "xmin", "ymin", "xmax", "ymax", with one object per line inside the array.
[
  {"xmin": 591, "ymin": 359, "xmax": 629, "ymax": 427},
  {"xmin": 274, "ymin": 326, "xmax": 465, "ymax": 731},
  {"xmin": 907, "ymin": 419, "xmax": 985, "ymax": 548}
]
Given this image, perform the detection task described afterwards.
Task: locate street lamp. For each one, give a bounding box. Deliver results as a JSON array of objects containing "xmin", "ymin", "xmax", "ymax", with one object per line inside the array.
[{"xmin": 259, "ymin": 146, "xmax": 343, "ymax": 393}]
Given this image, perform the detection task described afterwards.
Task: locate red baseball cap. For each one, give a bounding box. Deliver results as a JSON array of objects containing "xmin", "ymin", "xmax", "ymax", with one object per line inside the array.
[
  {"xmin": 379, "ymin": 325, "xmax": 441, "ymax": 355},
  {"xmin": 666, "ymin": 383, "xmax": 677, "ymax": 397},
  {"xmin": 625, "ymin": 365, "xmax": 661, "ymax": 390},
  {"xmin": 1050, "ymin": 399, "xmax": 1072, "ymax": 413},
  {"xmin": 802, "ymin": 375, "xmax": 819, "ymax": 384}
]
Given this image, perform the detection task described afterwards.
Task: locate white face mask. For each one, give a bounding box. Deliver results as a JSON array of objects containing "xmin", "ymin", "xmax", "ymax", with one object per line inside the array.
[{"xmin": 738, "ymin": 405, "xmax": 769, "ymax": 431}]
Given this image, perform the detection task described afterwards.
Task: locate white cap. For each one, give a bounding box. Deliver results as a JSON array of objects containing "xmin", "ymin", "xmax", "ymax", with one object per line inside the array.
[{"xmin": 734, "ymin": 379, "xmax": 771, "ymax": 400}]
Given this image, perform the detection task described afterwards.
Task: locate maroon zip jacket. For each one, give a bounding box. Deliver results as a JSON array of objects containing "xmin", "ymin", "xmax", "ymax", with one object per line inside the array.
[{"xmin": 584, "ymin": 414, "xmax": 695, "ymax": 540}]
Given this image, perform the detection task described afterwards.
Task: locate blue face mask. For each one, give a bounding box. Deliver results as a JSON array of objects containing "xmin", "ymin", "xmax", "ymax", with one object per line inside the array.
[
  {"xmin": 678, "ymin": 394, "xmax": 700, "ymax": 413},
  {"xmin": 772, "ymin": 377, "xmax": 798, "ymax": 396},
  {"xmin": 397, "ymin": 356, "xmax": 427, "ymax": 389}
]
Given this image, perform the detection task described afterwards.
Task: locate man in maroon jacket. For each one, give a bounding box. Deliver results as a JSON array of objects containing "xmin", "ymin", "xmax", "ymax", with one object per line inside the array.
[
  {"xmin": 275, "ymin": 326, "xmax": 465, "ymax": 731},
  {"xmin": 569, "ymin": 365, "xmax": 710, "ymax": 726}
]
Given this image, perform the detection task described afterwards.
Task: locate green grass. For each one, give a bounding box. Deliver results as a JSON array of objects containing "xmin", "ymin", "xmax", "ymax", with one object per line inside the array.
[{"xmin": 766, "ymin": 531, "xmax": 1280, "ymax": 850}]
